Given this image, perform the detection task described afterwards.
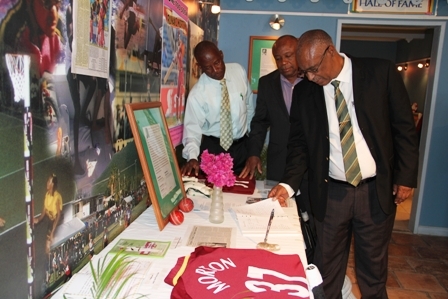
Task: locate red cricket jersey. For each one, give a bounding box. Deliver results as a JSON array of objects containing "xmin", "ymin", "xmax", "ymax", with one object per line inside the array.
[{"xmin": 164, "ymin": 246, "xmax": 310, "ymax": 299}]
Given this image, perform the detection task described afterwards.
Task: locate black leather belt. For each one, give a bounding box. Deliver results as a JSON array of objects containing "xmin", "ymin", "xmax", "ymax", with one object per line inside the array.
[
  {"xmin": 329, "ymin": 176, "xmax": 376, "ymax": 187},
  {"xmin": 203, "ymin": 134, "xmax": 248, "ymax": 145}
]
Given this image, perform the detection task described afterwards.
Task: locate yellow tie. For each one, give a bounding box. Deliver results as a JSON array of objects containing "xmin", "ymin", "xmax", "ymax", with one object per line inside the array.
[{"xmin": 220, "ymin": 79, "xmax": 233, "ymax": 151}]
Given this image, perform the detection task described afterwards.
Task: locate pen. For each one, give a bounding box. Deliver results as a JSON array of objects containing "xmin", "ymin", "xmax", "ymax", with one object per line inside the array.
[{"xmin": 263, "ymin": 209, "xmax": 275, "ymax": 243}]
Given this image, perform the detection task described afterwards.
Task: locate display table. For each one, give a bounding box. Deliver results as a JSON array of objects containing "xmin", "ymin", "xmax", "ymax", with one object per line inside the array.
[{"xmin": 53, "ymin": 181, "xmax": 309, "ymax": 298}]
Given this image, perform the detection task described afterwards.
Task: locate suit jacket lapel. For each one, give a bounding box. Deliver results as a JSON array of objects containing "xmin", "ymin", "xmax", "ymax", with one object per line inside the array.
[
  {"xmin": 272, "ymin": 71, "xmax": 290, "ymax": 117},
  {"xmin": 351, "ymin": 58, "xmax": 365, "ymax": 111},
  {"xmin": 313, "ymin": 84, "xmax": 329, "ymax": 135},
  {"xmin": 351, "ymin": 58, "xmax": 369, "ymax": 133},
  {"xmin": 351, "ymin": 58, "xmax": 375, "ymax": 157}
]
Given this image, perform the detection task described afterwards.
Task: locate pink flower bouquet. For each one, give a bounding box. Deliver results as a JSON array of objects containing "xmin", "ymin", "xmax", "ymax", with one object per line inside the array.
[{"xmin": 200, "ymin": 150, "xmax": 236, "ymax": 188}]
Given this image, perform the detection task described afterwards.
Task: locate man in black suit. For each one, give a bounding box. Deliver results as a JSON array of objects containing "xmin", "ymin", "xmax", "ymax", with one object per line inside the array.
[
  {"xmin": 240, "ymin": 35, "xmax": 315, "ymax": 263},
  {"xmin": 240, "ymin": 35, "xmax": 302, "ymax": 181},
  {"xmin": 270, "ymin": 29, "xmax": 419, "ymax": 298}
]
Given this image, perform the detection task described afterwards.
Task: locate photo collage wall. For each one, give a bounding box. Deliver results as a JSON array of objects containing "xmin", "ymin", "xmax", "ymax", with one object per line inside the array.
[{"xmin": 0, "ymin": 0, "xmax": 217, "ymax": 297}]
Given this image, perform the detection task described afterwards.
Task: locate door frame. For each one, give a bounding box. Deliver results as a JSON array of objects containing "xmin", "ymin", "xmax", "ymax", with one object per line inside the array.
[{"xmin": 336, "ymin": 19, "xmax": 446, "ymax": 235}]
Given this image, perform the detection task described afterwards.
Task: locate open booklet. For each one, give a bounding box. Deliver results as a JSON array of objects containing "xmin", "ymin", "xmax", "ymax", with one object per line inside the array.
[{"xmin": 231, "ymin": 199, "xmax": 297, "ymax": 235}]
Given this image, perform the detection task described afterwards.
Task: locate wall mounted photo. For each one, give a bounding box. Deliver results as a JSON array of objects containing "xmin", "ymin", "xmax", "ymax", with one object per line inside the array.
[{"xmin": 248, "ymin": 36, "xmax": 277, "ymax": 93}]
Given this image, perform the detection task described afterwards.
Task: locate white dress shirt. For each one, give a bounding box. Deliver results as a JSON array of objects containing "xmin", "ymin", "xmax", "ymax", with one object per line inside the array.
[
  {"xmin": 182, "ymin": 63, "xmax": 255, "ymax": 161},
  {"xmin": 324, "ymin": 54, "xmax": 376, "ymax": 181}
]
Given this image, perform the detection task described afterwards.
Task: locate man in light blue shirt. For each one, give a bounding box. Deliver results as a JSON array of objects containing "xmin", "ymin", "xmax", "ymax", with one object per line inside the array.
[{"xmin": 181, "ymin": 41, "xmax": 255, "ymax": 175}]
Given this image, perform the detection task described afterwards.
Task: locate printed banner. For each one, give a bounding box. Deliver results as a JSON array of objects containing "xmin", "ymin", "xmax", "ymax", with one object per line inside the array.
[
  {"xmin": 350, "ymin": 0, "xmax": 435, "ymax": 15},
  {"xmin": 161, "ymin": 0, "xmax": 188, "ymax": 146}
]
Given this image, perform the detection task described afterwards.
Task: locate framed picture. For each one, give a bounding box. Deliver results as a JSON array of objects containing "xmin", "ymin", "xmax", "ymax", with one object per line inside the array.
[
  {"xmin": 248, "ymin": 36, "xmax": 277, "ymax": 93},
  {"xmin": 125, "ymin": 102, "xmax": 186, "ymax": 230}
]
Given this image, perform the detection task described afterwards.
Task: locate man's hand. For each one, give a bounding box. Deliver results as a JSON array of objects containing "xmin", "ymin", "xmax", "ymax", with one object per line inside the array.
[
  {"xmin": 181, "ymin": 159, "xmax": 200, "ymax": 176},
  {"xmin": 239, "ymin": 156, "xmax": 262, "ymax": 179},
  {"xmin": 393, "ymin": 184, "xmax": 413, "ymax": 205},
  {"xmin": 268, "ymin": 185, "xmax": 289, "ymax": 207}
]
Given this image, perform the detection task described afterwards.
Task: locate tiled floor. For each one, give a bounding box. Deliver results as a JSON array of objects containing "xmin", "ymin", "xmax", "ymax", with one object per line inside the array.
[
  {"xmin": 346, "ymin": 196, "xmax": 448, "ymax": 298},
  {"xmin": 393, "ymin": 190, "xmax": 414, "ymax": 233}
]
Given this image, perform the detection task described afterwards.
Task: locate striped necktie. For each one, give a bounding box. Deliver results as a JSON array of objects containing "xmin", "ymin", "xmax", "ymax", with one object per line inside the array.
[
  {"xmin": 331, "ymin": 80, "xmax": 362, "ymax": 186},
  {"xmin": 220, "ymin": 79, "xmax": 233, "ymax": 151}
]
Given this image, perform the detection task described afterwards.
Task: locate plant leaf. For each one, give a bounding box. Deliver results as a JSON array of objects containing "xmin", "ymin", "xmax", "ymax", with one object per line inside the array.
[{"xmin": 88, "ymin": 250, "xmax": 142, "ymax": 299}]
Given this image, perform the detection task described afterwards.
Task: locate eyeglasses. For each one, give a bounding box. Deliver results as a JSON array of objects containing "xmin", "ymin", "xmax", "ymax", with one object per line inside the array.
[{"xmin": 299, "ymin": 45, "xmax": 330, "ymax": 77}]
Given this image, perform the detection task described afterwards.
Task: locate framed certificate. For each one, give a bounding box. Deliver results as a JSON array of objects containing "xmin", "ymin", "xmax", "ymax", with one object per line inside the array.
[
  {"xmin": 125, "ymin": 102, "xmax": 185, "ymax": 230},
  {"xmin": 248, "ymin": 36, "xmax": 277, "ymax": 93}
]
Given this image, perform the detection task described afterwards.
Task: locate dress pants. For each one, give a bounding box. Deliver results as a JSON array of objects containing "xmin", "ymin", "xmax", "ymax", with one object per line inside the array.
[
  {"xmin": 200, "ymin": 135, "xmax": 248, "ymax": 174},
  {"xmin": 294, "ymin": 175, "xmax": 317, "ymax": 264},
  {"xmin": 313, "ymin": 179, "xmax": 395, "ymax": 299}
]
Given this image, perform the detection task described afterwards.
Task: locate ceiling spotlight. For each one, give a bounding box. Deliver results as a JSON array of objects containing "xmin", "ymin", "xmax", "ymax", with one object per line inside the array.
[
  {"xmin": 404, "ymin": 63, "xmax": 408, "ymax": 71},
  {"xmin": 417, "ymin": 63, "xmax": 424, "ymax": 68},
  {"xmin": 198, "ymin": 1, "xmax": 221, "ymax": 14},
  {"xmin": 269, "ymin": 14, "xmax": 285, "ymax": 30},
  {"xmin": 425, "ymin": 59, "xmax": 430, "ymax": 68},
  {"xmin": 397, "ymin": 65, "xmax": 403, "ymax": 71},
  {"xmin": 211, "ymin": 5, "xmax": 220, "ymax": 14}
]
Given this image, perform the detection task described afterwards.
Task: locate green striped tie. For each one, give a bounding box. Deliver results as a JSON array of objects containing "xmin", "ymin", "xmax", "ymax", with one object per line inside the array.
[
  {"xmin": 220, "ymin": 79, "xmax": 233, "ymax": 151},
  {"xmin": 331, "ymin": 80, "xmax": 362, "ymax": 186}
]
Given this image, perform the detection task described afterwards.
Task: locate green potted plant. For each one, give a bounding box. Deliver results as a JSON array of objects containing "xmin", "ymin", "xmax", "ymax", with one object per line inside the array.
[{"xmin": 64, "ymin": 251, "xmax": 146, "ymax": 299}]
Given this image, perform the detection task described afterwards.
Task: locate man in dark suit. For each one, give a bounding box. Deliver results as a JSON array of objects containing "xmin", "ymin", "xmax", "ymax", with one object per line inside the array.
[
  {"xmin": 240, "ymin": 35, "xmax": 302, "ymax": 181},
  {"xmin": 240, "ymin": 35, "xmax": 316, "ymax": 263},
  {"xmin": 269, "ymin": 29, "xmax": 419, "ymax": 298}
]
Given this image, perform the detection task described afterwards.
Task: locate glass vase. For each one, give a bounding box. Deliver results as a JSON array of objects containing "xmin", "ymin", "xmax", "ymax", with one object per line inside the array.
[{"xmin": 209, "ymin": 186, "xmax": 224, "ymax": 224}]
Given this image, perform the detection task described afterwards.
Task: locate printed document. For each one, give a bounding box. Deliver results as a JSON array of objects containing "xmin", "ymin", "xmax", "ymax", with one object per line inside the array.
[{"xmin": 231, "ymin": 199, "xmax": 296, "ymax": 235}]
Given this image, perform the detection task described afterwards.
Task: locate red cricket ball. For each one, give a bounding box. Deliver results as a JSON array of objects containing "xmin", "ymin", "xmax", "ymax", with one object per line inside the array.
[
  {"xmin": 169, "ymin": 210, "xmax": 184, "ymax": 225},
  {"xmin": 179, "ymin": 197, "xmax": 194, "ymax": 213}
]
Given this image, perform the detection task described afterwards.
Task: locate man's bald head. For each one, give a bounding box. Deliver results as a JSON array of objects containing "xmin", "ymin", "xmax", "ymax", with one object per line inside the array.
[
  {"xmin": 193, "ymin": 40, "xmax": 219, "ymax": 61},
  {"xmin": 193, "ymin": 40, "xmax": 226, "ymax": 80},
  {"xmin": 297, "ymin": 29, "xmax": 333, "ymax": 52},
  {"xmin": 296, "ymin": 29, "xmax": 343, "ymax": 86},
  {"xmin": 273, "ymin": 35, "xmax": 298, "ymax": 51},
  {"xmin": 272, "ymin": 35, "xmax": 300, "ymax": 83}
]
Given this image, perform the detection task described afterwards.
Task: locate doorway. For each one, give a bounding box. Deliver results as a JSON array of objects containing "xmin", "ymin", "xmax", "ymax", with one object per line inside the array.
[{"xmin": 336, "ymin": 19, "xmax": 444, "ymax": 233}]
